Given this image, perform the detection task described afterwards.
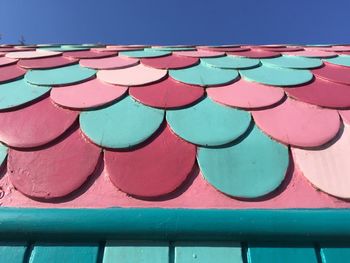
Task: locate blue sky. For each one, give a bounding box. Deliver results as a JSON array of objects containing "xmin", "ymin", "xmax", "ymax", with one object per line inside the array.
[{"xmin": 1, "ymin": 0, "xmax": 350, "ymax": 45}]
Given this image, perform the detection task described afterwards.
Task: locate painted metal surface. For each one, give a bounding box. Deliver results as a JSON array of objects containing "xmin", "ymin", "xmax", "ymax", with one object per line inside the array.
[
  {"xmin": 0, "ymin": 208, "xmax": 350, "ymax": 241},
  {"xmin": 1, "ymin": 239, "xmax": 350, "ymax": 263}
]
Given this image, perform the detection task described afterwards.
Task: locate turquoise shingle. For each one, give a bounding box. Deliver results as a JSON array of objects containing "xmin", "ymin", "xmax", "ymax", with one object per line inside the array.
[
  {"xmin": 169, "ymin": 62, "xmax": 239, "ymax": 86},
  {"xmin": 240, "ymin": 64, "xmax": 313, "ymax": 86},
  {"xmin": 25, "ymin": 64, "xmax": 96, "ymax": 86},
  {"xmin": 29, "ymin": 243, "xmax": 99, "ymax": 263},
  {"xmin": 103, "ymin": 241, "xmax": 169, "ymax": 263},
  {"xmin": 80, "ymin": 96, "xmax": 164, "ymax": 148},
  {"xmin": 197, "ymin": 124, "xmax": 289, "ymax": 198}
]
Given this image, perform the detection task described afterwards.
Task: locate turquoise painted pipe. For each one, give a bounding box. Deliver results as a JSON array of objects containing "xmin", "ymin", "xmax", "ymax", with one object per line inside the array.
[{"xmin": 0, "ymin": 208, "xmax": 349, "ymax": 242}]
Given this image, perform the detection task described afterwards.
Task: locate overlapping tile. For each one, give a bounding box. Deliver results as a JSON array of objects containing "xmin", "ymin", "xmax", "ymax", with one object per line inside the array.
[
  {"xmin": 0, "ymin": 78, "xmax": 50, "ymax": 110},
  {"xmin": 141, "ymin": 54, "xmax": 199, "ymax": 69},
  {"xmin": 1, "ymin": 43, "xmax": 350, "ymax": 206},
  {"xmin": 174, "ymin": 50, "xmax": 225, "ymax": 58},
  {"xmin": 292, "ymin": 125, "xmax": 350, "ymax": 198},
  {"xmin": 79, "ymin": 56, "xmax": 139, "ymax": 69},
  {"xmin": 0, "ymin": 97, "xmax": 78, "ymax": 148},
  {"xmin": 312, "ymin": 63, "xmax": 350, "ymax": 85},
  {"xmin": 197, "ymin": 46, "xmax": 250, "ymax": 52},
  {"xmin": 152, "ymin": 46, "xmax": 196, "ymax": 51},
  {"xmin": 261, "ymin": 55, "xmax": 323, "ymax": 69},
  {"xmin": 119, "ymin": 49, "xmax": 171, "ymax": 58},
  {"xmin": 105, "ymin": 125, "xmax": 196, "ymax": 197},
  {"xmin": 227, "ymin": 49, "xmax": 280, "ymax": 58},
  {"xmin": 63, "ymin": 50, "xmax": 117, "ymax": 59},
  {"xmin": 324, "ymin": 55, "xmax": 350, "ymax": 67},
  {"xmin": 8, "ymin": 128, "xmax": 101, "ymax": 199},
  {"xmin": 80, "ymin": 96, "xmax": 164, "ymax": 148},
  {"xmin": 339, "ymin": 110, "xmax": 350, "ymax": 125},
  {"xmin": 169, "ymin": 62, "xmax": 239, "ymax": 86},
  {"xmin": 286, "ymin": 77, "xmax": 350, "ymax": 108},
  {"xmin": 207, "ymin": 78, "xmax": 285, "ymax": 109},
  {"xmin": 38, "ymin": 45, "xmax": 90, "ymax": 52},
  {"xmin": 240, "ymin": 64, "xmax": 313, "ymax": 86},
  {"xmin": 6, "ymin": 50, "xmax": 61, "ymax": 59},
  {"xmin": 0, "ymin": 64, "xmax": 26, "ymax": 83},
  {"xmin": 25, "ymin": 64, "xmax": 96, "ymax": 86},
  {"xmin": 51, "ymin": 78, "xmax": 127, "ymax": 110},
  {"xmin": 18, "ymin": 55, "xmax": 78, "ymax": 69},
  {"xmin": 201, "ymin": 55, "xmax": 260, "ymax": 69},
  {"xmin": 197, "ymin": 124, "xmax": 289, "ymax": 198},
  {"xmin": 0, "ymin": 143, "xmax": 7, "ymax": 168},
  {"xmin": 259, "ymin": 46, "xmax": 304, "ymax": 52},
  {"xmin": 130, "ymin": 76, "xmax": 204, "ymax": 108},
  {"xmin": 282, "ymin": 50, "xmax": 337, "ymax": 58},
  {"xmin": 97, "ymin": 64, "xmax": 167, "ymax": 86},
  {"xmin": 166, "ymin": 97, "xmax": 251, "ymax": 146},
  {"xmin": 252, "ymin": 98, "xmax": 340, "ymax": 147},
  {"xmin": 0, "ymin": 56, "xmax": 18, "ymax": 67}
]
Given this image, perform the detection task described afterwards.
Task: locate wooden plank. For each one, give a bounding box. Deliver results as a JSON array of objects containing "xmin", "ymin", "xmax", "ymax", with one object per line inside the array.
[
  {"xmin": 321, "ymin": 244, "xmax": 350, "ymax": 263},
  {"xmin": 0, "ymin": 242, "xmax": 27, "ymax": 263},
  {"xmin": 29, "ymin": 243, "xmax": 99, "ymax": 263},
  {"xmin": 103, "ymin": 241, "xmax": 169, "ymax": 263},
  {"xmin": 248, "ymin": 243, "xmax": 318, "ymax": 263},
  {"xmin": 175, "ymin": 242, "xmax": 243, "ymax": 263}
]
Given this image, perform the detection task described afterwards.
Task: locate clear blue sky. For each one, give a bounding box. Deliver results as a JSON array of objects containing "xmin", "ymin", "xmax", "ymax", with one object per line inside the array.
[{"xmin": 1, "ymin": 0, "xmax": 350, "ymax": 45}]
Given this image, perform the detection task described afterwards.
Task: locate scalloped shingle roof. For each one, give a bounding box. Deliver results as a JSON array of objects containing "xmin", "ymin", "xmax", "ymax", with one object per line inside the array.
[{"xmin": 0, "ymin": 43, "xmax": 350, "ymax": 207}]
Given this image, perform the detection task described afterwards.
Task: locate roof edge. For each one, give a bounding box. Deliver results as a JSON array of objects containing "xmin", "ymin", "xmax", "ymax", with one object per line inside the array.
[{"xmin": 0, "ymin": 208, "xmax": 349, "ymax": 242}]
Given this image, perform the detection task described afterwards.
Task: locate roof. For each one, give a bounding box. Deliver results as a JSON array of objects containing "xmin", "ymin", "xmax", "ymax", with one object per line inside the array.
[{"xmin": 0, "ymin": 43, "xmax": 350, "ymax": 208}]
